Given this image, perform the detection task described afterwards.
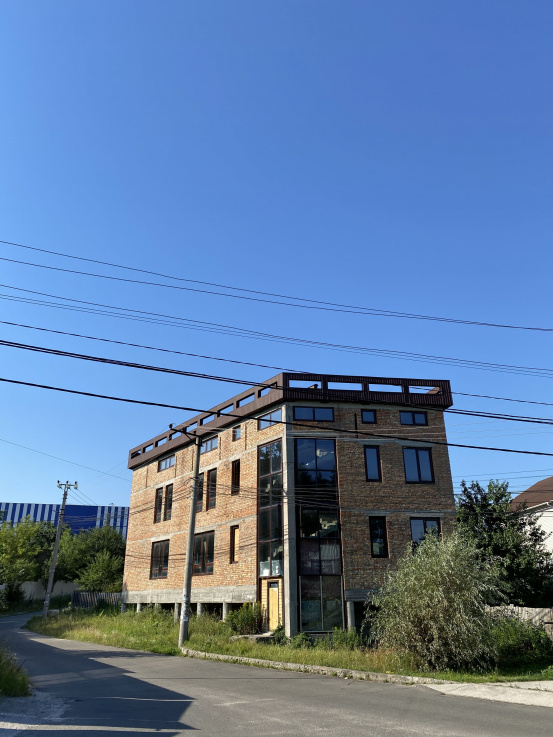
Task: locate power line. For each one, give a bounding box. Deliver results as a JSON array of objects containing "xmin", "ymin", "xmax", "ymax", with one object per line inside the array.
[
  {"xmin": 2, "ymin": 375, "xmax": 553, "ymax": 456},
  {"xmin": 2, "ymin": 284, "xmax": 552, "ymax": 378},
  {"xmin": 2, "ymin": 318, "xmax": 552, "ymax": 409},
  {"xmin": 2, "ymin": 239, "xmax": 552, "ymax": 332}
]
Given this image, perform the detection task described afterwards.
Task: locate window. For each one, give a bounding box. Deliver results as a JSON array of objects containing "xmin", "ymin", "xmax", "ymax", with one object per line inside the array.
[
  {"xmin": 400, "ymin": 411, "xmax": 428, "ymax": 426},
  {"xmin": 150, "ymin": 540, "xmax": 169, "ymax": 579},
  {"xmin": 410, "ymin": 517, "xmax": 441, "ymax": 545},
  {"xmin": 258, "ymin": 408, "xmax": 282, "ymax": 430},
  {"xmin": 231, "ymin": 459, "xmax": 240, "ymax": 494},
  {"xmin": 154, "ymin": 488, "xmax": 163, "ymax": 523},
  {"xmin": 293, "ymin": 407, "xmax": 334, "ymax": 421},
  {"xmin": 230, "ymin": 525, "xmax": 239, "ymax": 563},
  {"xmin": 200, "ymin": 436, "xmax": 218, "ymax": 455},
  {"xmin": 232, "ymin": 425, "xmax": 241, "ymax": 441},
  {"xmin": 403, "ymin": 447, "xmax": 434, "ymax": 483},
  {"xmin": 196, "ymin": 473, "xmax": 204, "ymax": 512},
  {"xmin": 163, "ymin": 484, "xmax": 173, "ymax": 521},
  {"xmin": 206, "ymin": 468, "xmax": 217, "ymax": 509},
  {"xmin": 258, "ymin": 440, "xmax": 283, "ymax": 577},
  {"xmin": 361, "ymin": 410, "xmax": 376, "ymax": 424},
  {"xmin": 298, "ymin": 508, "xmax": 341, "ymax": 575},
  {"xmin": 369, "ymin": 516, "xmax": 388, "ymax": 558},
  {"xmin": 364, "ymin": 446, "xmax": 382, "ymax": 482},
  {"xmin": 158, "ymin": 455, "xmax": 175, "ymax": 471},
  {"xmin": 300, "ymin": 576, "xmax": 343, "ymax": 632},
  {"xmin": 295, "ymin": 438, "xmax": 337, "ymax": 500},
  {"xmin": 193, "ymin": 531, "xmax": 214, "ymax": 575}
]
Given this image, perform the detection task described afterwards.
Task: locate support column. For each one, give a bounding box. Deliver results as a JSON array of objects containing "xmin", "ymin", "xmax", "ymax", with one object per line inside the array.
[
  {"xmin": 283, "ymin": 406, "xmax": 298, "ymax": 638},
  {"xmin": 222, "ymin": 602, "xmax": 229, "ymax": 621},
  {"xmin": 197, "ymin": 602, "xmax": 204, "ymax": 617},
  {"xmin": 154, "ymin": 602, "xmax": 160, "ymax": 609},
  {"xmin": 136, "ymin": 602, "xmax": 142, "ymax": 613},
  {"xmin": 346, "ymin": 600, "xmax": 355, "ymax": 631},
  {"xmin": 174, "ymin": 602, "xmax": 180, "ymax": 622}
]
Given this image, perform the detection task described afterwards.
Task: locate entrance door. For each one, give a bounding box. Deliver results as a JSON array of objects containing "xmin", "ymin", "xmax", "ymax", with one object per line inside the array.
[{"xmin": 268, "ymin": 581, "xmax": 280, "ymax": 630}]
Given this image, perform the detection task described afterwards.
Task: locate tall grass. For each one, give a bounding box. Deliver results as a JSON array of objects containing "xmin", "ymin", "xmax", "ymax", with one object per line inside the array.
[{"xmin": 0, "ymin": 644, "xmax": 30, "ymax": 697}]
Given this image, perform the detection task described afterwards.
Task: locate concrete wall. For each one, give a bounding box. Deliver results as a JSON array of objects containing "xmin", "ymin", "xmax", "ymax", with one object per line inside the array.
[{"xmin": 19, "ymin": 580, "xmax": 77, "ymax": 600}]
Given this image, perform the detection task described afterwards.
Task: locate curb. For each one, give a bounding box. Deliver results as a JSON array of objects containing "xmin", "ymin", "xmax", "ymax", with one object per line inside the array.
[{"xmin": 180, "ymin": 647, "xmax": 454, "ymax": 686}]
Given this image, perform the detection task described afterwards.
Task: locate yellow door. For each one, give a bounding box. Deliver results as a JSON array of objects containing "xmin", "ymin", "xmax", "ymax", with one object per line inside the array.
[{"xmin": 268, "ymin": 581, "xmax": 280, "ymax": 630}]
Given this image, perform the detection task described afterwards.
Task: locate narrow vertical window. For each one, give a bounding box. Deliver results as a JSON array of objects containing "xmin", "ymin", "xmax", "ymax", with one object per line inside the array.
[
  {"xmin": 154, "ymin": 488, "xmax": 163, "ymax": 523},
  {"xmin": 369, "ymin": 516, "xmax": 388, "ymax": 558},
  {"xmin": 163, "ymin": 484, "xmax": 173, "ymax": 521},
  {"xmin": 364, "ymin": 446, "xmax": 382, "ymax": 482},
  {"xmin": 193, "ymin": 531, "xmax": 214, "ymax": 574},
  {"xmin": 150, "ymin": 540, "xmax": 169, "ymax": 578},
  {"xmin": 231, "ymin": 460, "xmax": 240, "ymax": 494},
  {"xmin": 230, "ymin": 525, "xmax": 240, "ymax": 563},
  {"xmin": 207, "ymin": 468, "xmax": 217, "ymax": 509},
  {"xmin": 232, "ymin": 426, "xmax": 241, "ymax": 441},
  {"xmin": 196, "ymin": 473, "xmax": 204, "ymax": 512}
]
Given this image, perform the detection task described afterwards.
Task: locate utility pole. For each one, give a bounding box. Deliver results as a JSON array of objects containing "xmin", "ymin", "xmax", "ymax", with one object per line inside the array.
[
  {"xmin": 42, "ymin": 480, "xmax": 77, "ymax": 619},
  {"xmin": 178, "ymin": 435, "xmax": 202, "ymax": 647}
]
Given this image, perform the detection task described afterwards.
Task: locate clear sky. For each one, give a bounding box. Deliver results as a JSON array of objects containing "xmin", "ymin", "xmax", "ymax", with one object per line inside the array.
[{"xmin": 1, "ymin": 1, "xmax": 552, "ymax": 509}]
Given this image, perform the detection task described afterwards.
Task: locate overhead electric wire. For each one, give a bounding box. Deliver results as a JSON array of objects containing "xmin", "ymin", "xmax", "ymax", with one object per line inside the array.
[
  {"xmin": 2, "ymin": 239, "xmax": 552, "ymax": 332},
  {"xmin": 2, "ymin": 375, "xmax": 553, "ymax": 456},
  {"xmin": 2, "ymin": 284, "xmax": 552, "ymax": 378}
]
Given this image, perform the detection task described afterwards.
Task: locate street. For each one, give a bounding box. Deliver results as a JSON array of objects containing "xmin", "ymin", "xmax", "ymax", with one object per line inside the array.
[{"xmin": 0, "ymin": 613, "xmax": 551, "ymax": 737}]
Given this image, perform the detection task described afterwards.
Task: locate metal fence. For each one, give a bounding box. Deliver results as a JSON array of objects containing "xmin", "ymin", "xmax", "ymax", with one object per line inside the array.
[{"xmin": 71, "ymin": 591, "xmax": 122, "ymax": 608}]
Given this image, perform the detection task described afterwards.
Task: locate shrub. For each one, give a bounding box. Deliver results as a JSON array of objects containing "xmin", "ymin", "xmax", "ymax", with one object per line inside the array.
[
  {"xmin": 289, "ymin": 632, "xmax": 311, "ymax": 649},
  {"xmin": 272, "ymin": 625, "xmax": 288, "ymax": 645},
  {"xmin": 369, "ymin": 530, "xmax": 502, "ymax": 672},
  {"xmin": 331, "ymin": 627, "xmax": 362, "ymax": 650},
  {"xmin": 225, "ymin": 603, "xmax": 264, "ymax": 635},
  {"xmin": 493, "ymin": 614, "xmax": 553, "ymax": 664}
]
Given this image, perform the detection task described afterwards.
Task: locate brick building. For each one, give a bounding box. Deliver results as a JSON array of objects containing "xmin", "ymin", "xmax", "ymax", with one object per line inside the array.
[{"xmin": 122, "ymin": 373, "xmax": 456, "ymax": 635}]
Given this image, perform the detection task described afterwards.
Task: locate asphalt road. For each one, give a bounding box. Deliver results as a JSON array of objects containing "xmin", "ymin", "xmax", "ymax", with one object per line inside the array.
[{"xmin": 1, "ymin": 613, "xmax": 551, "ymax": 737}]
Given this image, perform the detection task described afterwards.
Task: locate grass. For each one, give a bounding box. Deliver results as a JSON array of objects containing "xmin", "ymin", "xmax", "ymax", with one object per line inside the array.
[
  {"xmin": 26, "ymin": 607, "xmax": 553, "ymax": 684},
  {"xmin": 0, "ymin": 595, "xmax": 71, "ymax": 618},
  {"xmin": 0, "ymin": 643, "xmax": 31, "ymax": 697}
]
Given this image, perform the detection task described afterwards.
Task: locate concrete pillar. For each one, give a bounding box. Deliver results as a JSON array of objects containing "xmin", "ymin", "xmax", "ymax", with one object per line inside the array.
[
  {"xmin": 136, "ymin": 602, "xmax": 142, "ymax": 613},
  {"xmin": 346, "ymin": 600, "xmax": 355, "ymax": 631},
  {"xmin": 154, "ymin": 602, "xmax": 160, "ymax": 609},
  {"xmin": 120, "ymin": 601, "xmax": 126, "ymax": 613},
  {"xmin": 283, "ymin": 406, "xmax": 298, "ymax": 638},
  {"xmin": 174, "ymin": 602, "xmax": 180, "ymax": 622},
  {"xmin": 197, "ymin": 602, "xmax": 204, "ymax": 617},
  {"xmin": 222, "ymin": 602, "xmax": 229, "ymax": 621}
]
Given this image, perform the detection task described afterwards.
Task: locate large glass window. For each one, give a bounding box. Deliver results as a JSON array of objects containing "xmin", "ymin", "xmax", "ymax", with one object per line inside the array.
[
  {"xmin": 410, "ymin": 517, "xmax": 441, "ymax": 545},
  {"xmin": 258, "ymin": 409, "xmax": 282, "ymax": 430},
  {"xmin": 193, "ymin": 531, "xmax": 214, "ymax": 575},
  {"xmin": 295, "ymin": 438, "xmax": 337, "ymax": 506},
  {"xmin": 403, "ymin": 447, "xmax": 434, "ymax": 483},
  {"xmin": 298, "ymin": 508, "xmax": 340, "ymax": 575},
  {"xmin": 258, "ymin": 439, "xmax": 283, "ymax": 577},
  {"xmin": 293, "ymin": 407, "xmax": 334, "ymax": 421},
  {"xmin": 300, "ymin": 575, "xmax": 343, "ymax": 631},
  {"xmin": 150, "ymin": 540, "xmax": 169, "ymax": 579}
]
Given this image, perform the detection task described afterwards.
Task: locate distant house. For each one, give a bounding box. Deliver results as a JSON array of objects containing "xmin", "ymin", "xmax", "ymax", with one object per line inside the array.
[
  {"xmin": 0, "ymin": 502, "xmax": 129, "ymax": 539},
  {"xmin": 511, "ymin": 477, "xmax": 553, "ymax": 554}
]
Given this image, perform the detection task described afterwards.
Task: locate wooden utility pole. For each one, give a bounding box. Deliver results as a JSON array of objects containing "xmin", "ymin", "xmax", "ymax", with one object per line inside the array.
[
  {"xmin": 178, "ymin": 435, "xmax": 202, "ymax": 647},
  {"xmin": 42, "ymin": 480, "xmax": 77, "ymax": 619}
]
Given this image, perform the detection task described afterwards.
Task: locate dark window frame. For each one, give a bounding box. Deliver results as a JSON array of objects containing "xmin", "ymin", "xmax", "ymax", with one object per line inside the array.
[
  {"xmin": 163, "ymin": 484, "xmax": 173, "ymax": 521},
  {"xmin": 193, "ymin": 531, "xmax": 215, "ymax": 575},
  {"xmin": 150, "ymin": 540, "xmax": 169, "ymax": 579},
  {"xmin": 231, "ymin": 459, "xmax": 240, "ymax": 495},
  {"xmin": 400, "ymin": 411, "xmax": 428, "ymax": 426},
  {"xmin": 196, "ymin": 473, "xmax": 204, "ymax": 512},
  {"xmin": 293, "ymin": 407, "xmax": 335, "ymax": 422},
  {"xmin": 369, "ymin": 516, "xmax": 389, "ymax": 558},
  {"xmin": 258, "ymin": 409, "xmax": 282, "ymax": 431},
  {"xmin": 403, "ymin": 447, "xmax": 435, "ymax": 484},
  {"xmin": 364, "ymin": 445, "xmax": 382, "ymax": 482},
  {"xmin": 361, "ymin": 410, "xmax": 377, "ymax": 424},
  {"xmin": 230, "ymin": 525, "xmax": 239, "ymax": 564},
  {"xmin": 154, "ymin": 488, "xmax": 163, "ymax": 523},
  {"xmin": 206, "ymin": 468, "xmax": 217, "ymax": 509},
  {"xmin": 157, "ymin": 455, "xmax": 175, "ymax": 472},
  {"xmin": 410, "ymin": 517, "xmax": 441, "ymax": 545},
  {"xmin": 258, "ymin": 439, "xmax": 284, "ymax": 578}
]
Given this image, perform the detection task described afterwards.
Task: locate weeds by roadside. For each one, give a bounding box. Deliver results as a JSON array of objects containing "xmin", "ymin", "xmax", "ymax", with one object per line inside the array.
[{"xmin": 0, "ymin": 643, "xmax": 30, "ymax": 697}]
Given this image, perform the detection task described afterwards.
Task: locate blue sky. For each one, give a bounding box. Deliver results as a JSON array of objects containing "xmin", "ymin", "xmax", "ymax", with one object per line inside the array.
[{"xmin": 1, "ymin": 1, "xmax": 552, "ymax": 508}]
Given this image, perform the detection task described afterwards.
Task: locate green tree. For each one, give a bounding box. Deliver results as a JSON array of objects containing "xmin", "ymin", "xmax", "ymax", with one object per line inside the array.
[
  {"xmin": 457, "ymin": 480, "xmax": 553, "ymax": 606},
  {"xmin": 55, "ymin": 526, "xmax": 126, "ymax": 592},
  {"xmin": 0, "ymin": 518, "xmax": 57, "ymax": 605},
  {"xmin": 75, "ymin": 549, "xmax": 124, "ymax": 592},
  {"xmin": 369, "ymin": 530, "xmax": 502, "ymax": 672}
]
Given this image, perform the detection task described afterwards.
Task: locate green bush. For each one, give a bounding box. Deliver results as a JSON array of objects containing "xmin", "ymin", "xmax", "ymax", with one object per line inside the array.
[
  {"xmin": 493, "ymin": 614, "xmax": 553, "ymax": 664},
  {"xmin": 289, "ymin": 632, "xmax": 311, "ymax": 649},
  {"xmin": 369, "ymin": 530, "xmax": 502, "ymax": 672},
  {"xmin": 331, "ymin": 627, "xmax": 363, "ymax": 650},
  {"xmin": 0, "ymin": 644, "xmax": 30, "ymax": 697},
  {"xmin": 225, "ymin": 603, "xmax": 264, "ymax": 635}
]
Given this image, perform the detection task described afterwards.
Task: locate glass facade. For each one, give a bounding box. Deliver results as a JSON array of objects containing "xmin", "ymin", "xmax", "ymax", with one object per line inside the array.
[{"xmin": 258, "ymin": 439, "xmax": 283, "ymax": 577}]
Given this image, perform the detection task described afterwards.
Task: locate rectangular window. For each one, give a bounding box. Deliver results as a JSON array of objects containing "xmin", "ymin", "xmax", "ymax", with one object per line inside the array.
[
  {"xmin": 410, "ymin": 517, "xmax": 441, "ymax": 544},
  {"xmin": 258, "ymin": 439, "xmax": 283, "ymax": 577},
  {"xmin": 231, "ymin": 459, "xmax": 240, "ymax": 494},
  {"xmin": 154, "ymin": 488, "xmax": 163, "ymax": 523},
  {"xmin": 298, "ymin": 507, "xmax": 341, "ymax": 576},
  {"xmin": 232, "ymin": 425, "xmax": 241, "ymax": 441},
  {"xmin": 403, "ymin": 447, "xmax": 434, "ymax": 483},
  {"xmin": 258, "ymin": 408, "xmax": 282, "ymax": 430},
  {"xmin": 196, "ymin": 473, "xmax": 204, "ymax": 512},
  {"xmin": 158, "ymin": 455, "xmax": 175, "ymax": 471},
  {"xmin": 361, "ymin": 410, "xmax": 376, "ymax": 424},
  {"xmin": 295, "ymin": 438, "xmax": 337, "ymax": 500},
  {"xmin": 150, "ymin": 540, "xmax": 169, "ymax": 579},
  {"xmin": 300, "ymin": 575, "xmax": 343, "ymax": 632},
  {"xmin": 364, "ymin": 446, "xmax": 382, "ymax": 482},
  {"xmin": 163, "ymin": 484, "xmax": 173, "ymax": 521},
  {"xmin": 200, "ymin": 436, "xmax": 218, "ymax": 455},
  {"xmin": 230, "ymin": 525, "xmax": 239, "ymax": 563},
  {"xmin": 293, "ymin": 407, "xmax": 334, "ymax": 421},
  {"xmin": 193, "ymin": 531, "xmax": 214, "ymax": 575},
  {"xmin": 400, "ymin": 411, "xmax": 428, "ymax": 426},
  {"xmin": 206, "ymin": 468, "xmax": 217, "ymax": 510},
  {"xmin": 369, "ymin": 516, "xmax": 388, "ymax": 558}
]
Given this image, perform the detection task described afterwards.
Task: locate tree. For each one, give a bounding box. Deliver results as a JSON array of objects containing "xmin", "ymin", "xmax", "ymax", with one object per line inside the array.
[
  {"xmin": 0, "ymin": 518, "xmax": 57, "ymax": 605},
  {"xmin": 54, "ymin": 526, "xmax": 126, "ymax": 592},
  {"xmin": 75, "ymin": 550, "xmax": 124, "ymax": 592},
  {"xmin": 457, "ymin": 480, "xmax": 553, "ymax": 606},
  {"xmin": 369, "ymin": 530, "xmax": 502, "ymax": 672}
]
